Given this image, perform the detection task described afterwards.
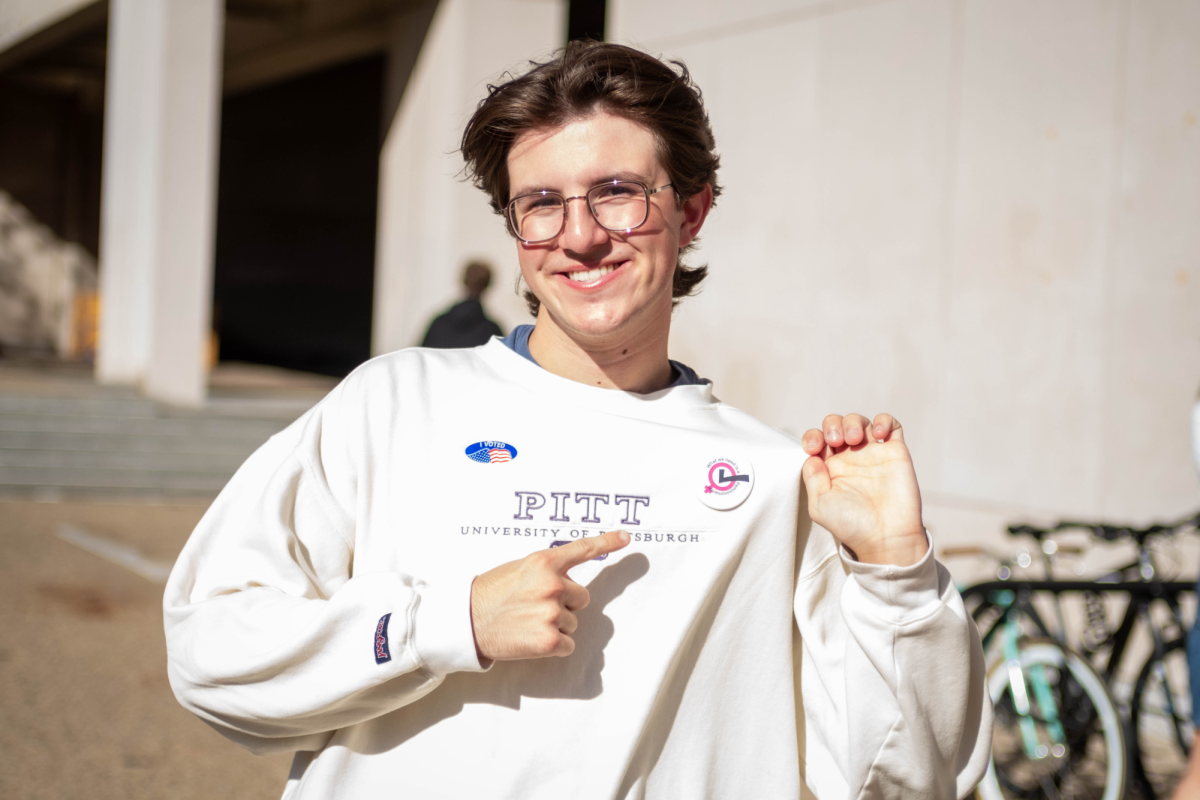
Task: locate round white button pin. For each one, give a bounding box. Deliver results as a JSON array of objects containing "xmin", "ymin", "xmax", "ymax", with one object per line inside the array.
[{"xmin": 697, "ymin": 456, "xmax": 754, "ymax": 510}]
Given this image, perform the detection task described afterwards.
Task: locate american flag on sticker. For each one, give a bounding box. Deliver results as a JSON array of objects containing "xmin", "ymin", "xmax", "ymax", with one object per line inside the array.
[{"xmin": 465, "ymin": 441, "xmax": 518, "ymax": 464}]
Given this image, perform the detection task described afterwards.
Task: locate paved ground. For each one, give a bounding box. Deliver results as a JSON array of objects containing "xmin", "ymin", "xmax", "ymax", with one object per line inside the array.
[
  {"xmin": 0, "ymin": 499, "xmax": 293, "ymax": 798},
  {"xmin": 0, "ymin": 358, "xmax": 335, "ymax": 798}
]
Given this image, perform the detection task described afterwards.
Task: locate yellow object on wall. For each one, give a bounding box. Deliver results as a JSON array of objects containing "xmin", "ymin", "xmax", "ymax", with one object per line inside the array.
[{"xmin": 71, "ymin": 291, "xmax": 99, "ymax": 362}]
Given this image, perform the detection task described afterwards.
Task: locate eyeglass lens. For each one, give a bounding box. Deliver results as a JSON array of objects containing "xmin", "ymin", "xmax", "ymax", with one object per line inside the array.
[{"xmin": 509, "ymin": 181, "xmax": 649, "ymax": 243}]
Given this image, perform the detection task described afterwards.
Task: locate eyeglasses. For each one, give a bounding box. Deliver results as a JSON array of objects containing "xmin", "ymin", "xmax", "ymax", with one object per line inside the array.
[{"xmin": 505, "ymin": 180, "xmax": 675, "ymax": 244}]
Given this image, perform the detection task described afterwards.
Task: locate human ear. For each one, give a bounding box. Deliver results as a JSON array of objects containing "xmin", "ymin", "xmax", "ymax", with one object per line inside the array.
[{"xmin": 677, "ymin": 183, "xmax": 713, "ymax": 249}]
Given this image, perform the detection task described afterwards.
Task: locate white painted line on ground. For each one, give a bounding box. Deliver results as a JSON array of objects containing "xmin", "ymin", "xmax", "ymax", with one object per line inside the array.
[{"xmin": 56, "ymin": 523, "xmax": 175, "ymax": 584}]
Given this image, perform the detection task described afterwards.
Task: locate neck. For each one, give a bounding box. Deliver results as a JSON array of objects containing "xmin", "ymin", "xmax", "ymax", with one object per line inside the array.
[{"xmin": 527, "ymin": 307, "xmax": 674, "ymax": 394}]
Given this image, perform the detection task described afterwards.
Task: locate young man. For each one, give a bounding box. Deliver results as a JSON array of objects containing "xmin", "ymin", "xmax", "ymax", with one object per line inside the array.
[{"xmin": 165, "ymin": 42, "xmax": 991, "ymax": 799}]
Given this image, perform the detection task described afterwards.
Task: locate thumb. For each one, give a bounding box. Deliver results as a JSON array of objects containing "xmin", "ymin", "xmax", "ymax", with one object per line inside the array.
[
  {"xmin": 551, "ymin": 530, "xmax": 630, "ymax": 572},
  {"xmin": 801, "ymin": 454, "xmax": 831, "ymax": 499}
]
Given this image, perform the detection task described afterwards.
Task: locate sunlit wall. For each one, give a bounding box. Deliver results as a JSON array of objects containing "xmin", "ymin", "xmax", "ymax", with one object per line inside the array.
[{"xmin": 606, "ymin": 0, "xmax": 1200, "ymax": 553}]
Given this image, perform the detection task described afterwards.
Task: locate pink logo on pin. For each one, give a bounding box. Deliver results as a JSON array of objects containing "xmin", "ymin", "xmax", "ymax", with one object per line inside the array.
[{"xmin": 698, "ymin": 456, "xmax": 753, "ymax": 510}]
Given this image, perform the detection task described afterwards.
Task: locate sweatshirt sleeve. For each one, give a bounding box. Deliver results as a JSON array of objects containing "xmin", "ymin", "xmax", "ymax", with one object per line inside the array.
[
  {"xmin": 793, "ymin": 522, "xmax": 992, "ymax": 799},
  {"xmin": 163, "ymin": 384, "xmax": 487, "ymax": 756}
]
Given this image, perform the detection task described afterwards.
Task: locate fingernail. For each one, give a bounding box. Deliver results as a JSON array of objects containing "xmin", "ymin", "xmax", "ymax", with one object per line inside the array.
[
  {"xmin": 616, "ymin": 530, "xmax": 629, "ymax": 544},
  {"xmin": 847, "ymin": 428, "xmax": 859, "ymax": 439}
]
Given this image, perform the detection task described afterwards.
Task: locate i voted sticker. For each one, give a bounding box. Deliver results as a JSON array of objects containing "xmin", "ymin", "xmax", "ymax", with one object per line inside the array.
[{"xmin": 697, "ymin": 456, "xmax": 754, "ymax": 510}]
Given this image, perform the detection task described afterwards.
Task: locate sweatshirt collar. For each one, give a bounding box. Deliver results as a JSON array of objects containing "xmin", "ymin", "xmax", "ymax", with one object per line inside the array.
[{"xmin": 475, "ymin": 337, "xmax": 719, "ymax": 421}]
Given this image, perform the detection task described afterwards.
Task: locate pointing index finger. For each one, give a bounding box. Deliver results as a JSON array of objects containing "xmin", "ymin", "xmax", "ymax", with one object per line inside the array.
[{"xmin": 551, "ymin": 530, "xmax": 631, "ymax": 571}]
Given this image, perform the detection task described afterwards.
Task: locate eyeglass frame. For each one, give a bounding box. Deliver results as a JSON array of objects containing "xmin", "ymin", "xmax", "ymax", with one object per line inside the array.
[{"xmin": 504, "ymin": 180, "xmax": 676, "ymax": 245}]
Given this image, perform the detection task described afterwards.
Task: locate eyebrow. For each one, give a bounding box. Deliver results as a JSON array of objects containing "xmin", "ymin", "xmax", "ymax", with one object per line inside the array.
[{"xmin": 510, "ymin": 170, "xmax": 654, "ymax": 199}]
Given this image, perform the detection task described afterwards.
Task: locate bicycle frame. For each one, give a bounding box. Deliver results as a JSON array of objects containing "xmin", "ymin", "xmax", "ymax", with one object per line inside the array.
[
  {"xmin": 992, "ymin": 597, "xmax": 1066, "ymax": 760},
  {"xmin": 963, "ymin": 579, "xmax": 1194, "ymax": 683}
]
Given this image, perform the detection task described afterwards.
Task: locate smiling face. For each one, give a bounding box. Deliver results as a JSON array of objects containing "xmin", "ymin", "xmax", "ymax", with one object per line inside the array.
[{"xmin": 506, "ymin": 111, "xmax": 711, "ymax": 348}]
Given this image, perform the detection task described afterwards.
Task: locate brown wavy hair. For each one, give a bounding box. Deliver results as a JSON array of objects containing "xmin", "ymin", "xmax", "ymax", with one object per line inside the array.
[{"xmin": 460, "ymin": 41, "xmax": 722, "ymax": 316}]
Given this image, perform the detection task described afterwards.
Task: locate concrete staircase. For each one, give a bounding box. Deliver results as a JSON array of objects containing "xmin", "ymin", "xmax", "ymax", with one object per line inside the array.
[{"xmin": 0, "ymin": 361, "xmax": 332, "ymax": 501}]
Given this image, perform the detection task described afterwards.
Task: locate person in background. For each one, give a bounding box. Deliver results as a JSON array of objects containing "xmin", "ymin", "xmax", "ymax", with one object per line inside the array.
[
  {"xmin": 420, "ymin": 260, "xmax": 504, "ymax": 348},
  {"xmin": 1174, "ymin": 386, "xmax": 1200, "ymax": 800}
]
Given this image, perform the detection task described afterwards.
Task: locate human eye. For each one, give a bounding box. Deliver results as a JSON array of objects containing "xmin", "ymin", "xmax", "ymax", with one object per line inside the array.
[
  {"xmin": 516, "ymin": 193, "xmax": 562, "ymax": 215},
  {"xmin": 592, "ymin": 182, "xmax": 641, "ymax": 201}
]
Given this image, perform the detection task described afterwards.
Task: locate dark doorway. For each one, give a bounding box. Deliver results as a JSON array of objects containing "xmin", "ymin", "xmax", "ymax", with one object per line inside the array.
[
  {"xmin": 213, "ymin": 55, "xmax": 383, "ymax": 378},
  {"xmin": 567, "ymin": 0, "xmax": 606, "ymax": 42},
  {"xmin": 0, "ymin": 16, "xmax": 106, "ymax": 257}
]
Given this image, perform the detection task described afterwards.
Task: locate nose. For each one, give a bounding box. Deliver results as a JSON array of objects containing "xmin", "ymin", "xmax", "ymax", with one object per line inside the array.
[{"xmin": 558, "ymin": 196, "xmax": 609, "ymax": 254}]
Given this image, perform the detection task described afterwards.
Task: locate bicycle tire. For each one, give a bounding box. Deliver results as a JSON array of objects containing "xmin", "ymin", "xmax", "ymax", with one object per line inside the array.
[
  {"xmin": 1130, "ymin": 638, "xmax": 1193, "ymax": 799},
  {"xmin": 977, "ymin": 640, "xmax": 1126, "ymax": 800}
]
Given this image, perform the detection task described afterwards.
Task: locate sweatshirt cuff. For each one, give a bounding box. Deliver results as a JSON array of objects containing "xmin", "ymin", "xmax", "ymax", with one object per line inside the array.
[
  {"xmin": 412, "ymin": 574, "xmax": 489, "ymax": 676},
  {"xmin": 838, "ymin": 530, "xmax": 942, "ymax": 621}
]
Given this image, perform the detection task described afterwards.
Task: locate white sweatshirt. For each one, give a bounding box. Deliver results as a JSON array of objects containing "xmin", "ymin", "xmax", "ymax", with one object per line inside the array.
[{"xmin": 165, "ymin": 339, "xmax": 991, "ymax": 799}]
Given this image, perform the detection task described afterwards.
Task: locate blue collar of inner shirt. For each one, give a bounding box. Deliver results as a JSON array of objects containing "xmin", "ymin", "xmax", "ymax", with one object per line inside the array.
[{"xmin": 498, "ymin": 324, "xmax": 706, "ymax": 387}]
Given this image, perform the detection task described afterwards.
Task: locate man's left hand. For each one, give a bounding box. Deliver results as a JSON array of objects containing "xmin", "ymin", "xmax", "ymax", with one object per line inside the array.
[{"xmin": 801, "ymin": 413, "xmax": 928, "ymax": 567}]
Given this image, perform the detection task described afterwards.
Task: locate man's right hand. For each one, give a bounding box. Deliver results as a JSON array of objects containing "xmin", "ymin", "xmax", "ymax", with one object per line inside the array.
[{"xmin": 469, "ymin": 530, "xmax": 631, "ymax": 662}]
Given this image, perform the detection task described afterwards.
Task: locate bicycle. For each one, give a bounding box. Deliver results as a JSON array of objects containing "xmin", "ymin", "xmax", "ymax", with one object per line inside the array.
[
  {"xmin": 1051, "ymin": 514, "xmax": 1198, "ymax": 800},
  {"xmin": 958, "ymin": 512, "xmax": 1199, "ymax": 799},
  {"xmin": 949, "ymin": 545, "xmax": 1125, "ymax": 799}
]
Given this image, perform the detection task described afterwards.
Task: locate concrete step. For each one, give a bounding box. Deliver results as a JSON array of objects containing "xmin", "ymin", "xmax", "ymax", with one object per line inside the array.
[
  {"xmin": 0, "ymin": 429, "xmax": 265, "ymax": 455},
  {"xmin": 0, "ymin": 485, "xmax": 219, "ymax": 501},
  {"xmin": 0, "ymin": 395, "xmax": 301, "ymax": 498},
  {"xmin": 0, "ymin": 395, "xmax": 159, "ymax": 417},
  {"xmin": 0, "ymin": 465, "xmax": 233, "ymax": 492},
  {"xmin": 0, "ymin": 360, "xmax": 327, "ymax": 499},
  {"xmin": 0, "ymin": 394, "xmax": 316, "ymax": 421},
  {"xmin": 0, "ymin": 447, "xmax": 253, "ymax": 472},
  {"xmin": 0, "ymin": 412, "xmax": 288, "ymax": 439}
]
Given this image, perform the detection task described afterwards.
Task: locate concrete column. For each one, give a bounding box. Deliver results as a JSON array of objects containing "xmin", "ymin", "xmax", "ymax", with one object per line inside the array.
[
  {"xmin": 97, "ymin": 0, "xmax": 224, "ymax": 406},
  {"xmin": 373, "ymin": 0, "xmax": 565, "ymax": 356}
]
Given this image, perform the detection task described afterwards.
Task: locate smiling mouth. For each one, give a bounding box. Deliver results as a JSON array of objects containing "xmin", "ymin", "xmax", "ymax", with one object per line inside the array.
[{"xmin": 564, "ymin": 263, "xmax": 620, "ymax": 283}]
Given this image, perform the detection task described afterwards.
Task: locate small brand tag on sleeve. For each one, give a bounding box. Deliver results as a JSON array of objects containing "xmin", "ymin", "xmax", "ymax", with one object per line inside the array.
[{"xmin": 374, "ymin": 613, "xmax": 392, "ymax": 664}]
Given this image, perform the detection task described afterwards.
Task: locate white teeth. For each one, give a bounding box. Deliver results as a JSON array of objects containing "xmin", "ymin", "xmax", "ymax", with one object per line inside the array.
[{"xmin": 566, "ymin": 265, "xmax": 616, "ymax": 283}]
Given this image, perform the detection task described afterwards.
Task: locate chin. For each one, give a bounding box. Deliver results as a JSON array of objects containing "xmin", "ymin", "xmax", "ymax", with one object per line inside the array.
[{"xmin": 548, "ymin": 303, "xmax": 635, "ymax": 338}]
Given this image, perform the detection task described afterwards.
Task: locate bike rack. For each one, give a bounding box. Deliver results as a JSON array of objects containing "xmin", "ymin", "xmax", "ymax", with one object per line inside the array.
[{"xmin": 962, "ymin": 580, "xmax": 1195, "ymax": 601}]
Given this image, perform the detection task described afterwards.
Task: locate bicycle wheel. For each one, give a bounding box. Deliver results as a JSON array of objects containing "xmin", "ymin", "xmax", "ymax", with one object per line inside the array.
[
  {"xmin": 1130, "ymin": 638, "xmax": 1193, "ymax": 799},
  {"xmin": 977, "ymin": 640, "xmax": 1126, "ymax": 800}
]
